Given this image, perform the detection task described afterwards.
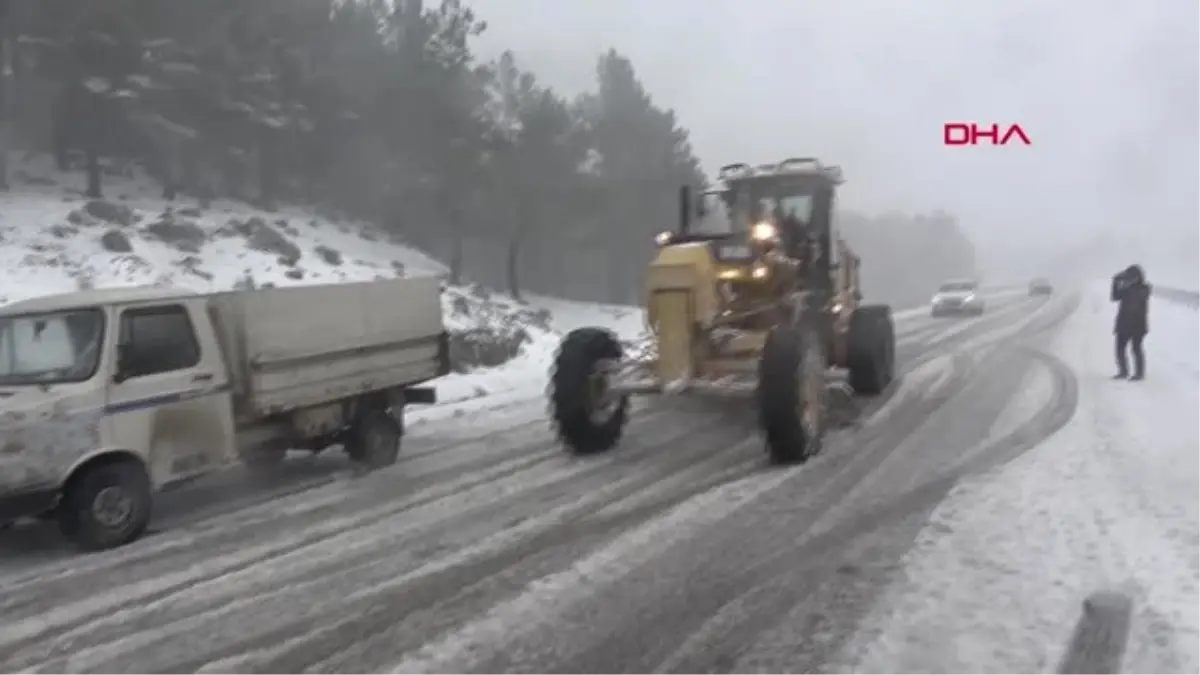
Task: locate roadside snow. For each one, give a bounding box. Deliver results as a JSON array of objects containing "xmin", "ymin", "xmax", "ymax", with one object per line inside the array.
[
  {"xmin": 526, "ymin": 293, "xmax": 646, "ymax": 339},
  {"xmin": 835, "ymin": 281, "xmax": 1199, "ymax": 674}
]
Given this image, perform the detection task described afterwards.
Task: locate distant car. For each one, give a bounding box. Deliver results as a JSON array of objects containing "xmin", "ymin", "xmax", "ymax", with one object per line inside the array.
[
  {"xmin": 931, "ymin": 279, "xmax": 985, "ymax": 316},
  {"xmin": 1028, "ymin": 278, "xmax": 1053, "ymax": 296}
]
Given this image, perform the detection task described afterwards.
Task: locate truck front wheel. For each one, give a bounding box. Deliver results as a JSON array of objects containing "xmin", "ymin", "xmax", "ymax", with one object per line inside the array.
[
  {"xmin": 59, "ymin": 458, "xmax": 152, "ymax": 551},
  {"xmin": 347, "ymin": 407, "xmax": 401, "ymax": 469}
]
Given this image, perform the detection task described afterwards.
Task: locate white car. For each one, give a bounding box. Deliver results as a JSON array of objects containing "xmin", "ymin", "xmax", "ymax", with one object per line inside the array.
[{"xmin": 931, "ymin": 279, "xmax": 985, "ymax": 316}]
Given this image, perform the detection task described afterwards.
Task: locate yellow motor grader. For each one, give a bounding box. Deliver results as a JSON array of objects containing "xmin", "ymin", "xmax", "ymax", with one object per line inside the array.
[{"xmin": 549, "ymin": 157, "xmax": 896, "ymax": 464}]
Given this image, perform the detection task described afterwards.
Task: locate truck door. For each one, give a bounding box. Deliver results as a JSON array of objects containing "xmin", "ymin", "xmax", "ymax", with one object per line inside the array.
[{"xmin": 105, "ymin": 302, "xmax": 234, "ymax": 487}]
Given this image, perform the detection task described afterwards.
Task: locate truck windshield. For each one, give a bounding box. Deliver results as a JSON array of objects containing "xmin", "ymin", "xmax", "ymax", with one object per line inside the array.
[{"xmin": 0, "ymin": 309, "xmax": 105, "ymax": 385}]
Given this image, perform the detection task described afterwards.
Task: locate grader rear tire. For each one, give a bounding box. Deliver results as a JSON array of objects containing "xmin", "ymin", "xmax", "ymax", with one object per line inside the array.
[
  {"xmin": 847, "ymin": 305, "xmax": 895, "ymax": 395},
  {"xmin": 758, "ymin": 319, "xmax": 826, "ymax": 465},
  {"xmin": 550, "ymin": 327, "xmax": 629, "ymax": 455}
]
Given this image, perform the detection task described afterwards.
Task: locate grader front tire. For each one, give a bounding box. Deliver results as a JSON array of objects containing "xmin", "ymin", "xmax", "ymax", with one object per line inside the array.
[
  {"xmin": 550, "ymin": 327, "xmax": 629, "ymax": 455},
  {"xmin": 758, "ymin": 320, "xmax": 827, "ymax": 465}
]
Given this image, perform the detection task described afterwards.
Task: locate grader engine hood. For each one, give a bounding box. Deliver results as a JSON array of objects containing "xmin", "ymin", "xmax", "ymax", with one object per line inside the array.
[
  {"xmin": 644, "ymin": 238, "xmax": 780, "ymax": 387},
  {"xmin": 646, "ymin": 242, "xmax": 720, "ymax": 325},
  {"xmin": 644, "ymin": 242, "xmax": 719, "ymax": 386}
]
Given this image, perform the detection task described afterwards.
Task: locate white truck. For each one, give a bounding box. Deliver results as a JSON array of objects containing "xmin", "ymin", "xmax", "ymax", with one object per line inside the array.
[{"xmin": 0, "ymin": 277, "xmax": 449, "ymax": 550}]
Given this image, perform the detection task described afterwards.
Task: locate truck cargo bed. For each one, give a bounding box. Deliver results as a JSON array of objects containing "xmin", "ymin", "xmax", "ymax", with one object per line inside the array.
[{"xmin": 209, "ymin": 277, "xmax": 447, "ymax": 416}]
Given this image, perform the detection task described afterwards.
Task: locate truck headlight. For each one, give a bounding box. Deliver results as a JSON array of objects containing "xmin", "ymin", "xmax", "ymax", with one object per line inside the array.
[
  {"xmin": 751, "ymin": 264, "xmax": 769, "ymax": 279},
  {"xmin": 655, "ymin": 231, "xmax": 672, "ymax": 246},
  {"xmin": 750, "ymin": 222, "xmax": 777, "ymax": 242}
]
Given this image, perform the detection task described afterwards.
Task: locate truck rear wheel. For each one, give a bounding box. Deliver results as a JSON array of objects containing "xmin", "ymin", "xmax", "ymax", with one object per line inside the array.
[
  {"xmin": 758, "ymin": 319, "xmax": 826, "ymax": 465},
  {"xmin": 550, "ymin": 327, "xmax": 629, "ymax": 455},
  {"xmin": 847, "ymin": 305, "xmax": 895, "ymax": 395},
  {"xmin": 347, "ymin": 407, "xmax": 401, "ymax": 469},
  {"xmin": 59, "ymin": 458, "xmax": 152, "ymax": 551}
]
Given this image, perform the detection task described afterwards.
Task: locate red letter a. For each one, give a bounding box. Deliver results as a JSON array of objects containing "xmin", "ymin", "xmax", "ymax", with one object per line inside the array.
[{"xmin": 1000, "ymin": 124, "xmax": 1032, "ymax": 145}]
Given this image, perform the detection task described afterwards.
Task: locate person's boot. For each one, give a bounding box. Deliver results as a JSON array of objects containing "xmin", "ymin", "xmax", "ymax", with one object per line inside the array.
[
  {"xmin": 1130, "ymin": 373, "xmax": 1144, "ymax": 381},
  {"xmin": 1112, "ymin": 373, "xmax": 1128, "ymax": 379}
]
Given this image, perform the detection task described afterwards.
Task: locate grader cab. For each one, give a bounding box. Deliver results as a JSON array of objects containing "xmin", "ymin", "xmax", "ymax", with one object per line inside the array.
[{"xmin": 549, "ymin": 157, "xmax": 896, "ymax": 464}]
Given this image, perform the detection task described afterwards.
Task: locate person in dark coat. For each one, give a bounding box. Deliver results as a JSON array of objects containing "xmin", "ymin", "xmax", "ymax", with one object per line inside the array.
[{"xmin": 1111, "ymin": 264, "xmax": 1151, "ymax": 380}]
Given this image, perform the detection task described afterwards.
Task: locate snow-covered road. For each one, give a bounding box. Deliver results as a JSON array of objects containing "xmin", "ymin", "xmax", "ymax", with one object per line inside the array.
[{"xmin": 0, "ymin": 287, "xmax": 1192, "ymax": 673}]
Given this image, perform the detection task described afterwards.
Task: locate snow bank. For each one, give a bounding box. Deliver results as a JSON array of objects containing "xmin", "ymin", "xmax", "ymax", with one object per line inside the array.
[
  {"xmin": 0, "ymin": 157, "xmax": 644, "ymax": 410},
  {"xmin": 835, "ymin": 282, "xmax": 1199, "ymax": 674}
]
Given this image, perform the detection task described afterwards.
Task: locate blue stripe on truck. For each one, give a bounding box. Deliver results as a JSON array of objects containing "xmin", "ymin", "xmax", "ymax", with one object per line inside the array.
[{"xmin": 103, "ymin": 384, "xmax": 232, "ymax": 416}]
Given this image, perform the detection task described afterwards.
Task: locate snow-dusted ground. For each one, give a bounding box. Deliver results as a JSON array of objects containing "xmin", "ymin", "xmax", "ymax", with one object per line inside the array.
[
  {"xmin": 836, "ymin": 281, "xmax": 1199, "ymax": 673},
  {"xmin": 0, "ymin": 159, "xmax": 646, "ymax": 419}
]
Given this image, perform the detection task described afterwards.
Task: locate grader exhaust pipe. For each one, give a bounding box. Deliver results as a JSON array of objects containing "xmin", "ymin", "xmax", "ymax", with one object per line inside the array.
[{"xmin": 678, "ymin": 184, "xmax": 692, "ymax": 234}]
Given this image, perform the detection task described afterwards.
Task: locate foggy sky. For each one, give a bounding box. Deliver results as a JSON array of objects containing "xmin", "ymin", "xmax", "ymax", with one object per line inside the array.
[{"xmin": 469, "ymin": 0, "xmax": 1198, "ymax": 281}]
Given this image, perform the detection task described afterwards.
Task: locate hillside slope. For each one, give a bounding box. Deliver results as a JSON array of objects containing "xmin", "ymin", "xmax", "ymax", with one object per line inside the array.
[{"xmin": 0, "ymin": 158, "xmax": 645, "ymax": 413}]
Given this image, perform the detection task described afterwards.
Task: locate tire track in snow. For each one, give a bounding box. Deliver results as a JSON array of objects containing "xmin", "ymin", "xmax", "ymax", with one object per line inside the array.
[
  {"xmin": 182, "ymin": 453, "xmax": 770, "ymax": 674},
  {"xmin": 785, "ymin": 352, "xmax": 1079, "ymax": 672},
  {"xmin": 657, "ymin": 342, "xmax": 1078, "ymax": 674},
  {"xmin": 22, "ymin": 435, "xmax": 759, "ymax": 674},
  {"xmin": 0, "ymin": 401, "xmax": 675, "ymax": 591},
  {"xmin": 385, "ymin": 351, "xmax": 981, "ymax": 673},
  {"xmin": 547, "ymin": 300, "xmax": 1081, "ymax": 674}
]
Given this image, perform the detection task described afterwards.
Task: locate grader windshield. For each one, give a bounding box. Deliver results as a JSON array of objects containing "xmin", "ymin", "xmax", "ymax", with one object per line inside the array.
[
  {"xmin": 691, "ymin": 183, "xmax": 817, "ymax": 238},
  {"xmin": 694, "ymin": 159, "xmax": 839, "ymax": 242}
]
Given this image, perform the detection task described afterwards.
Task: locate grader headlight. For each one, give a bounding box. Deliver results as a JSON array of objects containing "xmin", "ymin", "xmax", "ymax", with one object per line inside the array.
[{"xmin": 750, "ymin": 222, "xmax": 778, "ymax": 242}]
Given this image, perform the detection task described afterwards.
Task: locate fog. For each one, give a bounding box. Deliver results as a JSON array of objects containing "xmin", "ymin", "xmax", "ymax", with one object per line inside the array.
[{"xmin": 470, "ymin": 0, "xmax": 1198, "ymax": 286}]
